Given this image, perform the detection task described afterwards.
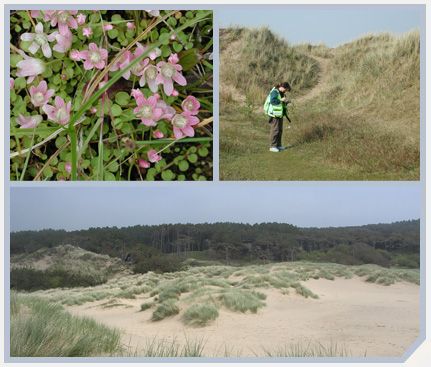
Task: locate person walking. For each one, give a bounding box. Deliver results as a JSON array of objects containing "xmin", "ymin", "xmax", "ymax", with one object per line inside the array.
[{"xmin": 264, "ymin": 82, "xmax": 291, "ymax": 152}]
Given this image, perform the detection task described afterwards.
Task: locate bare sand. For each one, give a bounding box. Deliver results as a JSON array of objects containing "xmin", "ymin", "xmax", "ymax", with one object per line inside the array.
[{"xmin": 67, "ymin": 277, "xmax": 419, "ymax": 357}]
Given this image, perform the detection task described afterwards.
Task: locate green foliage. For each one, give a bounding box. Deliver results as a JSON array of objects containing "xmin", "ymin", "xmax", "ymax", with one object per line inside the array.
[
  {"xmin": 182, "ymin": 303, "xmax": 219, "ymax": 326},
  {"xmin": 11, "ymin": 220, "xmax": 420, "ymax": 270},
  {"xmin": 11, "ymin": 267, "xmax": 107, "ymax": 291},
  {"xmin": 133, "ymin": 254, "xmax": 183, "ymax": 274},
  {"xmin": 262, "ymin": 341, "xmax": 351, "ymax": 357},
  {"xmin": 151, "ymin": 299, "xmax": 180, "ymax": 321},
  {"xmin": 140, "ymin": 302, "xmax": 154, "ymax": 311},
  {"xmin": 217, "ymin": 289, "xmax": 266, "ymax": 313},
  {"xmin": 10, "ymin": 293, "xmax": 121, "ymax": 356},
  {"xmin": 10, "ymin": 10, "xmax": 213, "ymax": 181}
]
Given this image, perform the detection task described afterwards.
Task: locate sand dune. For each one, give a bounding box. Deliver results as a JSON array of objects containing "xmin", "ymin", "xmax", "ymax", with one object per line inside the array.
[{"xmin": 67, "ymin": 277, "xmax": 419, "ymax": 357}]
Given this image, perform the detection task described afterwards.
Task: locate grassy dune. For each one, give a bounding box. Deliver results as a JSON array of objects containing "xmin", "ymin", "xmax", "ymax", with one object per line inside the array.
[
  {"xmin": 220, "ymin": 28, "xmax": 420, "ymax": 180},
  {"xmin": 10, "ymin": 293, "xmax": 121, "ymax": 357},
  {"xmin": 220, "ymin": 27, "xmax": 320, "ymax": 106},
  {"xmin": 25, "ymin": 261, "xmax": 419, "ymax": 318},
  {"xmin": 10, "ymin": 261, "xmax": 419, "ymax": 357}
]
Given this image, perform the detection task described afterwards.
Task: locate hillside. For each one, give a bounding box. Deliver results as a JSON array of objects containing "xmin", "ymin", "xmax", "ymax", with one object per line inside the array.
[
  {"xmin": 220, "ymin": 27, "xmax": 420, "ymax": 180},
  {"xmin": 11, "ymin": 244, "xmax": 129, "ymax": 291},
  {"xmin": 220, "ymin": 27, "xmax": 321, "ymax": 105}
]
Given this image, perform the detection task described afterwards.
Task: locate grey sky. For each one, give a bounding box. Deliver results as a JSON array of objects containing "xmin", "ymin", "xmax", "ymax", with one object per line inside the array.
[
  {"xmin": 218, "ymin": 5, "xmax": 423, "ymax": 47},
  {"xmin": 10, "ymin": 184, "xmax": 420, "ymax": 231}
]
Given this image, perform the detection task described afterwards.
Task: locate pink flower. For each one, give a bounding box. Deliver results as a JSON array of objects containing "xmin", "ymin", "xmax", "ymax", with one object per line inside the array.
[
  {"xmin": 139, "ymin": 64, "xmax": 158, "ymax": 92},
  {"xmin": 110, "ymin": 49, "xmax": 132, "ymax": 79},
  {"xmin": 129, "ymin": 43, "xmax": 150, "ymax": 77},
  {"xmin": 171, "ymin": 112, "xmax": 200, "ymax": 139},
  {"xmin": 10, "ymin": 78, "xmax": 14, "ymax": 89},
  {"xmin": 53, "ymin": 29, "xmax": 73, "ymax": 53},
  {"xmin": 147, "ymin": 149, "xmax": 162, "ymax": 163},
  {"xmin": 42, "ymin": 96, "xmax": 72, "ymax": 125},
  {"xmin": 131, "ymin": 89, "xmax": 163, "ymax": 126},
  {"xmin": 44, "ymin": 10, "xmax": 78, "ymax": 35},
  {"xmin": 76, "ymin": 13, "xmax": 86, "ymax": 25},
  {"xmin": 138, "ymin": 159, "xmax": 150, "ymax": 168},
  {"xmin": 69, "ymin": 49, "xmax": 82, "ymax": 61},
  {"xmin": 172, "ymin": 89, "xmax": 179, "ymax": 97},
  {"xmin": 30, "ymin": 11, "xmax": 40, "ymax": 18},
  {"xmin": 16, "ymin": 58, "xmax": 45, "ymax": 84},
  {"xmin": 17, "ymin": 114, "xmax": 42, "ymax": 129},
  {"xmin": 141, "ymin": 44, "xmax": 161, "ymax": 60},
  {"xmin": 157, "ymin": 99, "xmax": 176, "ymax": 120},
  {"xmin": 29, "ymin": 80, "xmax": 55, "ymax": 107},
  {"xmin": 82, "ymin": 27, "xmax": 93, "ymax": 38},
  {"xmin": 65, "ymin": 162, "xmax": 72, "ymax": 174},
  {"xmin": 80, "ymin": 43, "xmax": 108, "ymax": 70},
  {"xmin": 21, "ymin": 22, "xmax": 56, "ymax": 58},
  {"xmin": 156, "ymin": 53, "xmax": 187, "ymax": 96},
  {"xmin": 90, "ymin": 107, "xmax": 98, "ymax": 114},
  {"xmin": 153, "ymin": 130, "xmax": 164, "ymax": 139},
  {"xmin": 181, "ymin": 96, "xmax": 200, "ymax": 115},
  {"xmin": 103, "ymin": 24, "xmax": 113, "ymax": 31},
  {"xmin": 126, "ymin": 22, "xmax": 135, "ymax": 30},
  {"xmin": 145, "ymin": 10, "xmax": 160, "ymax": 17}
]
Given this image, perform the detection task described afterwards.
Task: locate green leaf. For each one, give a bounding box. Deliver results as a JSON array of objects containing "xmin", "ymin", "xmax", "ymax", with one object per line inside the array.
[
  {"xmin": 111, "ymin": 104, "xmax": 122, "ymax": 117},
  {"xmin": 43, "ymin": 167, "xmax": 53, "ymax": 179},
  {"xmin": 107, "ymin": 161, "xmax": 119, "ymax": 172},
  {"xmin": 178, "ymin": 160, "xmax": 189, "ymax": 172},
  {"xmin": 115, "ymin": 91, "xmax": 130, "ymax": 106},
  {"xmin": 55, "ymin": 136, "xmax": 68, "ymax": 149},
  {"xmin": 161, "ymin": 169, "xmax": 175, "ymax": 181},
  {"xmin": 10, "ymin": 54, "xmax": 23, "ymax": 68},
  {"xmin": 14, "ymin": 77, "xmax": 27, "ymax": 90},
  {"xmin": 108, "ymin": 29, "xmax": 119, "ymax": 39},
  {"xmin": 188, "ymin": 153, "xmax": 198, "ymax": 163},
  {"xmin": 179, "ymin": 48, "xmax": 199, "ymax": 71},
  {"xmin": 104, "ymin": 171, "xmax": 116, "ymax": 181},
  {"xmin": 161, "ymin": 45, "xmax": 171, "ymax": 58},
  {"xmin": 159, "ymin": 32, "xmax": 170, "ymax": 45},
  {"xmin": 198, "ymin": 146, "xmax": 209, "ymax": 157},
  {"xmin": 172, "ymin": 42, "xmax": 183, "ymax": 53}
]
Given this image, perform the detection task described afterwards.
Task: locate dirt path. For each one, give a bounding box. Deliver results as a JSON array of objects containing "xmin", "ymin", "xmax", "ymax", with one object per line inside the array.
[
  {"xmin": 295, "ymin": 56, "xmax": 332, "ymax": 104},
  {"xmin": 67, "ymin": 278, "xmax": 419, "ymax": 357}
]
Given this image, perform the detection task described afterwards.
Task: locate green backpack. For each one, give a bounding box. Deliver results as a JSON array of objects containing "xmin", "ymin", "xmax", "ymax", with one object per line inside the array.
[{"xmin": 263, "ymin": 88, "xmax": 283, "ymax": 117}]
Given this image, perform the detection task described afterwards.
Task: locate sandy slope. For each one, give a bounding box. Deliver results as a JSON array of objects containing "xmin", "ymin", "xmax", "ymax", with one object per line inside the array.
[{"xmin": 67, "ymin": 277, "xmax": 419, "ymax": 357}]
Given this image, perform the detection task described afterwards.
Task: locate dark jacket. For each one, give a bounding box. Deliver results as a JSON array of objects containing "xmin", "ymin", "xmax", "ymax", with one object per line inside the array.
[{"xmin": 270, "ymin": 89, "xmax": 282, "ymax": 105}]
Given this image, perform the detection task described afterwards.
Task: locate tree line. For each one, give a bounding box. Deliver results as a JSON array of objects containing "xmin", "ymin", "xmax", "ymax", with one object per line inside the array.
[{"xmin": 11, "ymin": 220, "xmax": 420, "ymax": 268}]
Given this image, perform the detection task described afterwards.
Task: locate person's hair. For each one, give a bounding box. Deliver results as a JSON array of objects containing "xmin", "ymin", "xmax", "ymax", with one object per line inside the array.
[{"xmin": 275, "ymin": 82, "xmax": 291, "ymax": 91}]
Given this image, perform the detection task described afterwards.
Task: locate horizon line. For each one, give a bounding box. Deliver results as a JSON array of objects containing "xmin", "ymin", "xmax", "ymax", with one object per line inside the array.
[{"xmin": 11, "ymin": 218, "xmax": 420, "ymax": 234}]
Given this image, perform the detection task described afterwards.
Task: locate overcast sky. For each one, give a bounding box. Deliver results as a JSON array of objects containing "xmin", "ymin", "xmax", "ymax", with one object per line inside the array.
[
  {"xmin": 10, "ymin": 183, "xmax": 420, "ymax": 232},
  {"xmin": 218, "ymin": 5, "xmax": 423, "ymax": 47}
]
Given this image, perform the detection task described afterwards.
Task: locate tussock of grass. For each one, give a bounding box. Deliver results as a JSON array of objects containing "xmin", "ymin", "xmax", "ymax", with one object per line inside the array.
[
  {"xmin": 11, "ymin": 293, "xmax": 121, "ymax": 357},
  {"xmin": 217, "ymin": 289, "xmax": 266, "ymax": 313},
  {"xmin": 292, "ymin": 283, "xmax": 319, "ymax": 299},
  {"xmin": 151, "ymin": 300, "xmax": 180, "ymax": 321},
  {"xmin": 135, "ymin": 337, "xmax": 206, "ymax": 357},
  {"xmin": 262, "ymin": 340, "xmax": 351, "ymax": 357},
  {"xmin": 182, "ymin": 303, "xmax": 219, "ymax": 326},
  {"xmin": 140, "ymin": 302, "xmax": 153, "ymax": 312}
]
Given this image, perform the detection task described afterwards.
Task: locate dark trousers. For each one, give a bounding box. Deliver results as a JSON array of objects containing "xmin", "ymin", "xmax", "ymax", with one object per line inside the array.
[{"xmin": 269, "ymin": 117, "xmax": 283, "ymax": 147}]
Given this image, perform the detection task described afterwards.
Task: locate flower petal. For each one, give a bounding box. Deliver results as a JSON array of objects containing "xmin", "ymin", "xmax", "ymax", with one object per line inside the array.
[
  {"xmin": 28, "ymin": 42, "xmax": 40, "ymax": 55},
  {"xmin": 20, "ymin": 33, "xmax": 35, "ymax": 42},
  {"xmin": 173, "ymin": 72, "xmax": 187, "ymax": 86},
  {"xmin": 42, "ymin": 43, "xmax": 52, "ymax": 58}
]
